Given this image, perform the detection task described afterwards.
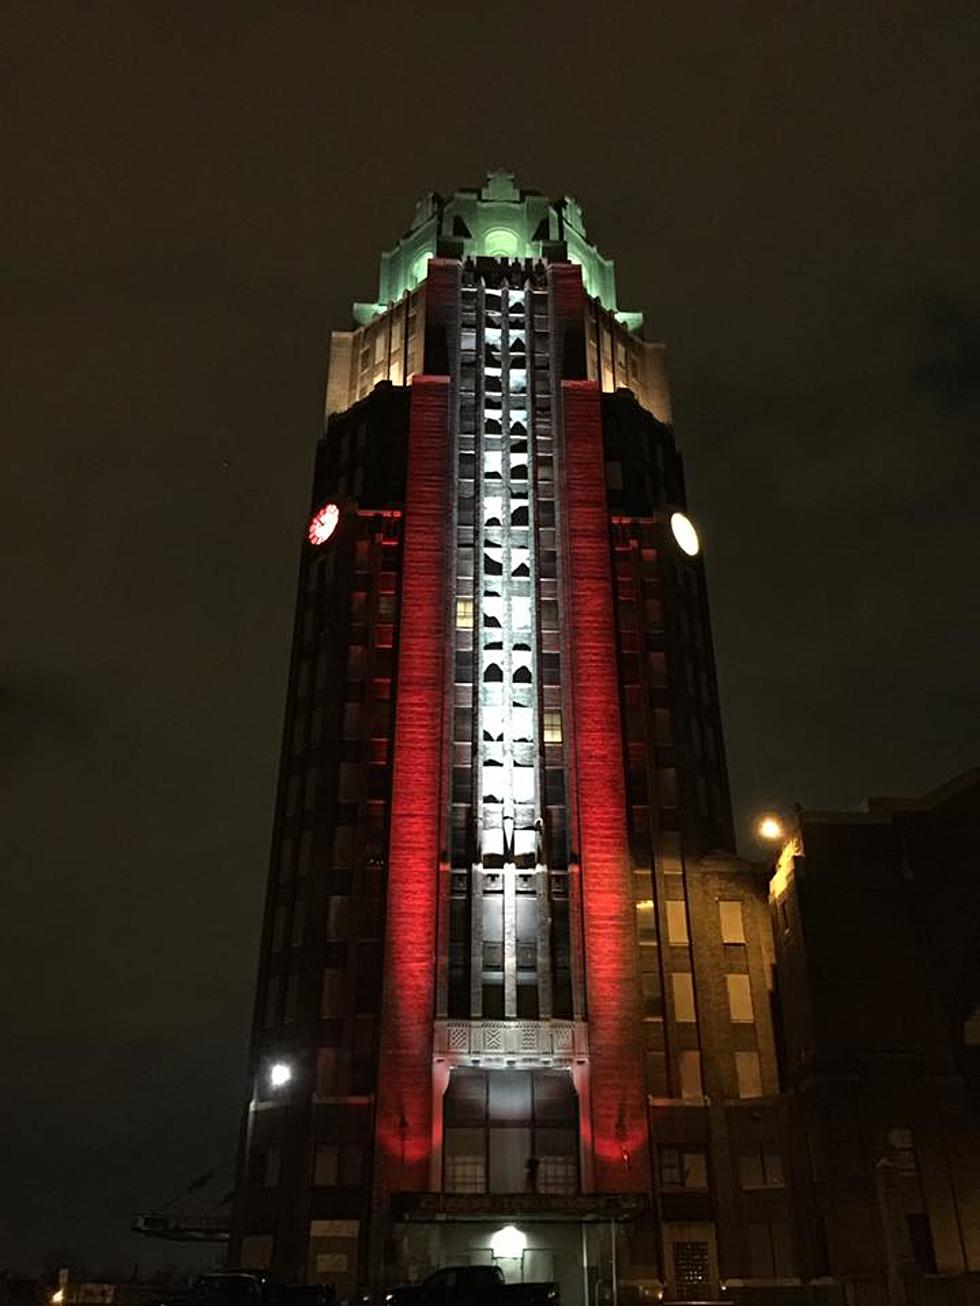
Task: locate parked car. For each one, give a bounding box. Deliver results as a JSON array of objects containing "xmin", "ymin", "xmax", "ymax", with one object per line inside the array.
[{"xmin": 386, "ymin": 1265, "xmax": 558, "ymax": 1306}]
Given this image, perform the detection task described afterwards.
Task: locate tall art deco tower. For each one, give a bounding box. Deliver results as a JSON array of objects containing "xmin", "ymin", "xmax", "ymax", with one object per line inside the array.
[{"xmin": 231, "ymin": 175, "xmax": 794, "ymax": 1304}]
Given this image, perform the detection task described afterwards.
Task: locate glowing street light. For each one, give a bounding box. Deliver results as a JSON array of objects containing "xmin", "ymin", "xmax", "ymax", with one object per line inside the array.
[
  {"xmin": 757, "ymin": 815, "xmax": 784, "ymax": 842},
  {"xmin": 269, "ymin": 1061, "xmax": 292, "ymax": 1089}
]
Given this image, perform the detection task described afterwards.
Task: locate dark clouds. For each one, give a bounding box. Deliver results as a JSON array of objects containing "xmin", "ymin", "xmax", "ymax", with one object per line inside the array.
[{"xmin": 3, "ymin": 0, "xmax": 979, "ymax": 1274}]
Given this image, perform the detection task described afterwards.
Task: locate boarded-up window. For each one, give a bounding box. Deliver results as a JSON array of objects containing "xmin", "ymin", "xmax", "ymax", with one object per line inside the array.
[
  {"xmin": 672, "ymin": 972, "xmax": 696, "ymax": 1023},
  {"xmin": 666, "ymin": 900, "xmax": 688, "ymax": 945},
  {"xmin": 240, "ymin": 1235, "xmax": 273, "ymax": 1270},
  {"xmin": 735, "ymin": 1051, "xmax": 763, "ymax": 1099},
  {"xmin": 726, "ymin": 974, "xmax": 754, "ymax": 1023},
  {"xmin": 719, "ymin": 900, "xmax": 745, "ymax": 944}
]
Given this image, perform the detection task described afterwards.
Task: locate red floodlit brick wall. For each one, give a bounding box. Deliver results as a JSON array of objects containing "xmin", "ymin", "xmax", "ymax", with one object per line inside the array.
[
  {"xmin": 374, "ymin": 374, "xmax": 452, "ymax": 1194},
  {"xmin": 562, "ymin": 377, "xmax": 650, "ymax": 1191}
]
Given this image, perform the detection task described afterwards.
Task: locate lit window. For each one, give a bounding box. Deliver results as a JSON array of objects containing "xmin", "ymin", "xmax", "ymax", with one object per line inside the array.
[
  {"xmin": 456, "ymin": 597, "xmax": 474, "ymax": 629},
  {"xmin": 635, "ymin": 900, "xmax": 656, "ymax": 943},
  {"xmin": 543, "ymin": 710, "xmax": 563, "ymax": 743}
]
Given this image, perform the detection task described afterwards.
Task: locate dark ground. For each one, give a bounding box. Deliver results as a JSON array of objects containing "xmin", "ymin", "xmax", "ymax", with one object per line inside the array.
[{"xmin": 3, "ymin": 0, "xmax": 978, "ymax": 1274}]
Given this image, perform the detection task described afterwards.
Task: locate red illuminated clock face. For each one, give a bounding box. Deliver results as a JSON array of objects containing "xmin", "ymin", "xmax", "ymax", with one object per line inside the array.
[{"xmin": 308, "ymin": 502, "xmax": 340, "ymax": 546}]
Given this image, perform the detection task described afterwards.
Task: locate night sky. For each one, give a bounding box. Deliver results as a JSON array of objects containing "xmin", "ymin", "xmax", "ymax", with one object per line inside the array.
[{"xmin": 4, "ymin": 0, "xmax": 978, "ymax": 1276}]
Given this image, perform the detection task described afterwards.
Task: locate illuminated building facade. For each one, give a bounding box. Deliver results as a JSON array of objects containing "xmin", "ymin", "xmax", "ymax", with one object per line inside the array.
[{"xmin": 229, "ymin": 174, "xmax": 796, "ymax": 1302}]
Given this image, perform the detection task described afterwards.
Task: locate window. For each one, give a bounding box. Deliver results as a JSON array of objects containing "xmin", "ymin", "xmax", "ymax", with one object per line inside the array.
[
  {"xmin": 679, "ymin": 1051, "xmax": 703, "ymax": 1101},
  {"xmin": 635, "ymin": 900, "xmax": 657, "ymax": 943},
  {"xmin": 313, "ymin": 1143, "xmax": 338, "ymax": 1186},
  {"xmin": 906, "ymin": 1213, "xmax": 937, "ymax": 1274},
  {"xmin": 726, "ymin": 974, "xmax": 754, "ymax": 1023},
  {"xmin": 887, "ymin": 1127, "xmax": 918, "ymax": 1174},
  {"xmin": 443, "ymin": 1068, "xmax": 578, "ymax": 1196},
  {"xmin": 315, "ymin": 1048, "xmax": 349, "ymax": 1097},
  {"xmin": 445, "ymin": 1147, "xmax": 486, "ymax": 1194},
  {"xmin": 283, "ymin": 972, "xmax": 299, "ymax": 1024},
  {"xmin": 325, "ymin": 895, "xmax": 350, "ymax": 939},
  {"xmin": 263, "ymin": 1146, "xmax": 281, "ymax": 1188},
  {"xmin": 262, "ymin": 975, "xmax": 280, "ymax": 1029},
  {"xmin": 666, "ymin": 900, "xmax": 689, "ymax": 945},
  {"xmin": 342, "ymin": 702, "xmax": 361, "ymax": 740},
  {"xmin": 332, "ymin": 826, "xmax": 354, "ymax": 867},
  {"xmin": 673, "ymin": 1241, "xmax": 711, "ymax": 1296},
  {"xmin": 321, "ymin": 969, "xmax": 350, "ymax": 1019},
  {"xmin": 672, "ymin": 972, "xmax": 696, "ymax": 1023},
  {"xmin": 337, "ymin": 763, "xmax": 360, "ymax": 803},
  {"xmin": 240, "ymin": 1235, "xmax": 273, "ymax": 1271},
  {"xmin": 271, "ymin": 905, "xmax": 286, "ymax": 953},
  {"xmin": 661, "ymin": 1148, "xmax": 708, "ymax": 1189},
  {"xmin": 456, "ymin": 597, "xmax": 474, "ymax": 629},
  {"xmin": 738, "ymin": 1145, "xmax": 784, "ymax": 1188},
  {"xmin": 290, "ymin": 900, "xmax": 305, "ymax": 949},
  {"xmin": 735, "ymin": 1051, "xmax": 763, "ymax": 1099},
  {"xmin": 747, "ymin": 1222, "xmax": 794, "ymax": 1278},
  {"xmin": 543, "ymin": 710, "xmax": 563, "ymax": 743},
  {"xmin": 718, "ymin": 900, "xmax": 745, "ymax": 944}
]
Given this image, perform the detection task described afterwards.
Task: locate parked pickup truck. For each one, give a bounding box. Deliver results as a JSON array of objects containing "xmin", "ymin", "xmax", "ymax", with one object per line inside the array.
[{"xmin": 386, "ymin": 1265, "xmax": 558, "ymax": 1306}]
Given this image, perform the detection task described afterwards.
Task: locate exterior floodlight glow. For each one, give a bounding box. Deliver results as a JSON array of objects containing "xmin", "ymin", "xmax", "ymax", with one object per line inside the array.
[
  {"xmin": 484, "ymin": 227, "xmax": 521, "ymax": 258},
  {"xmin": 269, "ymin": 1061, "xmax": 292, "ymax": 1088},
  {"xmin": 490, "ymin": 1224, "xmax": 527, "ymax": 1260},
  {"xmin": 412, "ymin": 251, "xmax": 433, "ymax": 285},
  {"xmin": 51, "ymin": 1293, "xmax": 64, "ymax": 1304},
  {"xmin": 670, "ymin": 511, "xmax": 700, "ymax": 557},
  {"xmin": 757, "ymin": 816, "xmax": 784, "ymax": 842}
]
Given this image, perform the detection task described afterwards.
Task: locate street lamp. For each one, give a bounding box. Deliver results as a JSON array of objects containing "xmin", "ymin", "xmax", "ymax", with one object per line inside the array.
[
  {"xmin": 269, "ymin": 1061, "xmax": 292, "ymax": 1089},
  {"xmin": 756, "ymin": 815, "xmax": 784, "ymax": 843}
]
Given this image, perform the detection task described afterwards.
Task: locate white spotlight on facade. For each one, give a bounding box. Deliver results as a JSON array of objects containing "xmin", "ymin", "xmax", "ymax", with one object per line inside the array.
[
  {"xmin": 269, "ymin": 1061, "xmax": 292, "ymax": 1088},
  {"xmin": 669, "ymin": 511, "xmax": 700, "ymax": 557},
  {"xmin": 491, "ymin": 1224, "xmax": 527, "ymax": 1260}
]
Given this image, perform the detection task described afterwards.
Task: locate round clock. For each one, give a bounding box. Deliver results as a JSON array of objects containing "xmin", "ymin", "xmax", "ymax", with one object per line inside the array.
[
  {"xmin": 308, "ymin": 502, "xmax": 340, "ymax": 546},
  {"xmin": 670, "ymin": 511, "xmax": 700, "ymax": 557}
]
